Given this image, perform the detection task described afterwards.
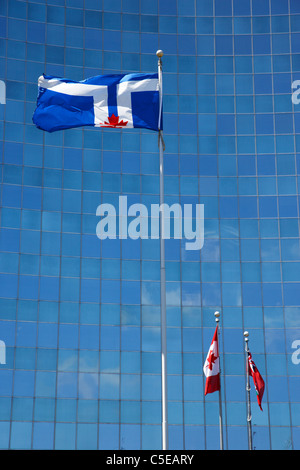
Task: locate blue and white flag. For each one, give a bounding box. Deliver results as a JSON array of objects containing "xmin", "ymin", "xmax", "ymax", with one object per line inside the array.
[{"xmin": 33, "ymin": 73, "xmax": 162, "ymax": 133}]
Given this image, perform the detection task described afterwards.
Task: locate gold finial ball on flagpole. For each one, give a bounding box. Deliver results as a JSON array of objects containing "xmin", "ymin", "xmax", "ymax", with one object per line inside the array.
[
  {"xmin": 214, "ymin": 311, "xmax": 220, "ymax": 323},
  {"xmin": 244, "ymin": 331, "xmax": 249, "ymax": 341},
  {"xmin": 156, "ymin": 50, "xmax": 164, "ymax": 58}
]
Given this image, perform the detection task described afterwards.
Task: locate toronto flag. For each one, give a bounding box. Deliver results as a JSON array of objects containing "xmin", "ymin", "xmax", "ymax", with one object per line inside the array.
[{"xmin": 32, "ymin": 73, "xmax": 161, "ymax": 133}]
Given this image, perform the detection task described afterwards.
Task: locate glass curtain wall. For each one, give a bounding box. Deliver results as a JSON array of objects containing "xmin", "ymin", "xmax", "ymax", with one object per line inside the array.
[{"xmin": 0, "ymin": 0, "xmax": 299, "ymax": 450}]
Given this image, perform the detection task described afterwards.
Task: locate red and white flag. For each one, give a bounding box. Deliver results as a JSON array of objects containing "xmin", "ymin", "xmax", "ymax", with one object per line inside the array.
[
  {"xmin": 248, "ymin": 352, "xmax": 265, "ymax": 411},
  {"xmin": 203, "ymin": 326, "xmax": 220, "ymax": 395}
]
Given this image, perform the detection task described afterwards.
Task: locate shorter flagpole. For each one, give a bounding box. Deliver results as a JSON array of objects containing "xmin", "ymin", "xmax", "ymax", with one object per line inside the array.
[
  {"xmin": 244, "ymin": 331, "xmax": 253, "ymax": 451},
  {"xmin": 214, "ymin": 311, "xmax": 224, "ymax": 451}
]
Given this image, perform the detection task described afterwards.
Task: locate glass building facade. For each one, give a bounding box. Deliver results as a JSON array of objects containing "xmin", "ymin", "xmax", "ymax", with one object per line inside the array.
[{"xmin": 0, "ymin": 0, "xmax": 300, "ymax": 450}]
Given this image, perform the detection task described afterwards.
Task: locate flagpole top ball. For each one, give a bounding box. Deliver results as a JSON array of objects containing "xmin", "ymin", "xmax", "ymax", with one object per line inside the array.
[
  {"xmin": 156, "ymin": 50, "xmax": 164, "ymax": 58},
  {"xmin": 214, "ymin": 311, "xmax": 220, "ymax": 318},
  {"xmin": 244, "ymin": 331, "xmax": 249, "ymax": 340}
]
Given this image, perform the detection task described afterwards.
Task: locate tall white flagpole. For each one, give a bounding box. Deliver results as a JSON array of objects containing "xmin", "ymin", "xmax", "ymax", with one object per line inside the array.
[
  {"xmin": 156, "ymin": 49, "xmax": 168, "ymax": 450},
  {"xmin": 244, "ymin": 331, "xmax": 253, "ymax": 450},
  {"xmin": 214, "ymin": 311, "xmax": 224, "ymax": 450}
]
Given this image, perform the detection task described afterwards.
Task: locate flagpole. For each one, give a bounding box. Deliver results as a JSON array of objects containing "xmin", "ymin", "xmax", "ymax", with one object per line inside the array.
[
  {"xmin": 156, "ymin": 49, "xmax": 168, "ymax": 451},
  {"xmin": 244, "ymin": 331, "xmax": 253, "ymax": 450},
  {"xmin": 214, "ymin": 311, "xmax": 224, "ymax": 450}
]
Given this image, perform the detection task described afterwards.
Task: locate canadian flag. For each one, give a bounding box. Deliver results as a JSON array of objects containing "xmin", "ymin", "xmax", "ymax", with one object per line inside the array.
[{"xmin": 203, "ymin": 326, "xmax": 220, "ymax": 395}]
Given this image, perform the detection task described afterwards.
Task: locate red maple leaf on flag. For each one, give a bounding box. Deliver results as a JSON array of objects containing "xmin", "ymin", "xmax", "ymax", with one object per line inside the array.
[
  {"xmin": 206, "ymin": 350, "xmax": 217, "ymax": 371},
  {"xmin": 100, "ymin": 114, "xmax": 128, "ymax": 128}
]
